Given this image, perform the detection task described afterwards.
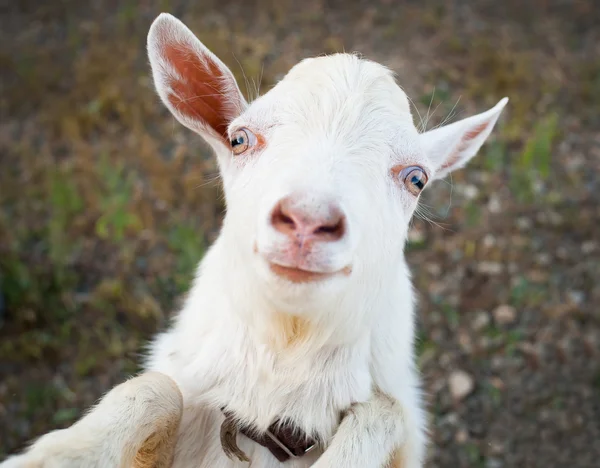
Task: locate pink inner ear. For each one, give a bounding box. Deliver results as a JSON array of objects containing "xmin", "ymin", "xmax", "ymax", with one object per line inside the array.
[
  {"xmin": 463, "ymin": 122, "xmax": 489, "ymax": 142},
  {"xmin": 164, "ymin": 43, "xmax": 230, "ymax": 142},
  {"xmin": 440, "ymin": 121, "xmax": 489, "ymax": 170}
]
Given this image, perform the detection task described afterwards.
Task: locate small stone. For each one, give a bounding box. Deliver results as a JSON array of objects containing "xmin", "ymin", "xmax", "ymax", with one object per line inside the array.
[
  {"xmin": 490, "ymin": 377, "xmax": 505, "ymax": 390},
  {"xmin": 426, "ymin": 263, "xmax": 442, "ymax": 277},
  {"xmin": 488, "ymin": 440, "xmax": 505, "ymax": 456},
  {"xmin": 556, "ymin": 246, "xmax": 569, "ymax": 260},
  {"xmin": 516, "ymin": 217, "xmax": 532, "ymax": 230},
  {"xmin": 439, "ymin": 354, "xmax": 453, "ymax": 367},
  {"xmin": 429, "ymin": 281, "xmax": 446, "ymax": 297},
  {"xmin": 477, "ymin": 261, "xmax": 503, "ymax": 275},
  {"xmin": 472, "ymin": 311, "xmax": 490, "ymax": 331},
  {"xmin": 567, "ymin": 290, "xmax": 585, "ymax": 305},
  {"xmin": 482, "ymin": 234, "xmax": 496, "ymax": 248},
  {"xmin": 493, "ymin": 305, "xmax": 517, "ymax": 325},
  {"xmin": 548, "ymin": 211, "xmax": 563, "ymax": 226},
  {"xmin": 536, "ymin": 253, "xmax": 551, "ymax": 266},
  {"xmin": 461, "ymin": 184, "xmax": 479, "ymax": 200},
  {"xmin": 486, "ymin": 457, "xmax": 503, "ymax": 468},
  {"xmin": 511, "ymin": 235, "xmax": 528, "ymax": 247},
  {"xmin": 448, "ymin": 370, "xmax": 475, "ymax": 401},
  {"xmin": 581, "ymin": 241, "xmax": 597, "ymax": 254},
  {"xmin": 408, "ymin": 228, "xmax": 425, "ymax": 243},
  {"xmin": 528, "ymin": 269, "xmax": 548, "ymax": 283},
  {"xmin": 487, "ymin": 195, "xmax": 501, "ymax": 213},
  {"xmin": 458, "ymin": 330, "xmax": 472, "ymax": 352},
  {"xmin": 455, "ymin": 428, "xmax": 469, "ymax": 443},
  {"xmin": 442, "ymin": 412, "xmax": 460, "ymax": 425}
]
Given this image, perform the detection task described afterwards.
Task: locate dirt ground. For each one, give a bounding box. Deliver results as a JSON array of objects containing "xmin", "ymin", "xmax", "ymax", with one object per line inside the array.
[{"xmin": 1, "ymin": 0, "xmax": 599, "ymax": 466}]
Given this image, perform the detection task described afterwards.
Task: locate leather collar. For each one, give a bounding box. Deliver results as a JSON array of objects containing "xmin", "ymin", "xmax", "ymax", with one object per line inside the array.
[{"xmin": 220, "ymin": 408, "xmax": 317, "ymax": 463}]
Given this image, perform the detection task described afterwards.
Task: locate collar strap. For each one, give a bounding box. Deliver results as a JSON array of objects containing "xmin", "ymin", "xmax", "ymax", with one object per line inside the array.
[{"xmin": 220, "ymin": 409, "xmax": 317, "ymax": 463}]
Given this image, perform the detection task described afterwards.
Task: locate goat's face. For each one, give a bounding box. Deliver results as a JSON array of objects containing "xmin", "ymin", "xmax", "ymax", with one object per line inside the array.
[
  {"xmin": 226, "ymin": 56, "xmax": 424, "ymax": 291},
  {"xmin": 148, "ymin": 14, "xmax": 507, "ymax": 313}
]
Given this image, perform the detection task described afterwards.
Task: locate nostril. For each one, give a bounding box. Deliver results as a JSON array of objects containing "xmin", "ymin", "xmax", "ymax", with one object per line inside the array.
[
  {"xmin": 271, "ymin": 202, "xmax": 297, "ymax": 235},
  {"xmin": 313, "ymin": 216, "xmax": 345, "ymax": 241}
]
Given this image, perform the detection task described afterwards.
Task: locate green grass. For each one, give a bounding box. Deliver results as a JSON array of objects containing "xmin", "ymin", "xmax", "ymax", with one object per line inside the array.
[
  {"xmin": 485, "ymin": 381, "xmax": 503, "ymax": 408},
  {"xmin": 510, "ymin": 113, "xmax": 559, "ymax": 203},
  {"xmin": 464, "ymin": 442, "xmax": 485, "ymax": 467},
  {"xmin": 96, "ymin": 154, "xmax": 142, "ymax": 242},
  {"xmin": 441, "ymin": 302, "xmax": 460, "ymax": 328},
  {"xmin": 465, "ymin": 202, "xmax": 482, "ymax": 228},
  {"xmin": 24, "ymin": 383, "xmax": 62, "ymax": 419},
  {"xmin": 482, "ymin": 139, "xmax": 507, "ymax": 172},
  {"xmin": 53, "ymin": 407, "xmax": 79, "ymax": 425},
  {"xmin": 168, "ymin": 223, "xmax": 206, "ymax": 293},
  {"xmin": 415, "ymin": 329, "xmax": 437, "ymax": 367}
]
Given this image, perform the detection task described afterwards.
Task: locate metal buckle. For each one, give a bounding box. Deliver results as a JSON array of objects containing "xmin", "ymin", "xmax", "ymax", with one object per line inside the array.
[{"xmin": 303, "ymin": 443, "xmax": 316, "ymax": 454}]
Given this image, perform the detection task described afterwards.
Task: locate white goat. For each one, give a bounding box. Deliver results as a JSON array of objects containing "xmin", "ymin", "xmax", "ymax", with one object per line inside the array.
[{"xmin": 1, "ymin": 12, "xmax": 508, "ymax": 468}]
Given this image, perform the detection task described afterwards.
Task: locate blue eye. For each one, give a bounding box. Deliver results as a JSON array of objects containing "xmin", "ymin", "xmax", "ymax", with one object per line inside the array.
[
  {"xmin": 230, "ymin": 128, "xmax": 257, "ymax": 155},
  {"xmin": 402, "ymin": 166, "xmax": 428, "ymax": 195},
  {"xmin": 411, "ymin": 174, "xmax": 424, "ymax": 189},
  {"xmin": 231, "ymin": 134, "xmax": 246, "ymax": 147}
]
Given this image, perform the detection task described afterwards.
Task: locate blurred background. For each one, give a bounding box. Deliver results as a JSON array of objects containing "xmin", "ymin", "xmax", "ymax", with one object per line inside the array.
[{"xmin": 1, "ymin": 0, "xmax": 599, "ymax": 466}]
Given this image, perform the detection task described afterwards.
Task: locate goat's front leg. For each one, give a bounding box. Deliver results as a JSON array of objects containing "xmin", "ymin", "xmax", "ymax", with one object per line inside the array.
[
  {"xmin": 312, "ymin": 389, "xmax": 422, "ymax": 468},
  {"xmin": 0, "ymin": 372, "xmax": 183, "ymax": 468}
]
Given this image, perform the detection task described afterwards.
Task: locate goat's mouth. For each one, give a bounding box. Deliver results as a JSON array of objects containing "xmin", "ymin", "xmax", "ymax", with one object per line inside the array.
[{"xmin": 268, "ymin": 262, "xmax": 352, "ymax": 284}]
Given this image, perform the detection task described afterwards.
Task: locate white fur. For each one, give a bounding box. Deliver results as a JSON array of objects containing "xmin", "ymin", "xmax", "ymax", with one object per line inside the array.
[{"xmin": 1, "ymin": 13, "xmax": 507, "ymax": 468}]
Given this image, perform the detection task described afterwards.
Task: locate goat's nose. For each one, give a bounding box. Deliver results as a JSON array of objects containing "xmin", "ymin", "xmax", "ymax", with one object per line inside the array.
[{"xmin": 270, "ymin": 196, "xmax": 346, "ymax": 242}]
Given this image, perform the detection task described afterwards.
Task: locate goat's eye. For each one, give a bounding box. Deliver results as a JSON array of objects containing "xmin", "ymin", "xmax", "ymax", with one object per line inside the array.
[
  {"xmin": 401, "ymin": 166, "xmax": 428, "ymax": 196},
  {"xmin": 230, "ymin": 128, "xmax": 256, "ymax": 155}
]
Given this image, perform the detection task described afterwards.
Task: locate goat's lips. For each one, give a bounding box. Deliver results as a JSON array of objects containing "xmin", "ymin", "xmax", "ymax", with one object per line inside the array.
[{"xmin": 268, "ymin": 263, "xmax": 331, "ymax": 283}]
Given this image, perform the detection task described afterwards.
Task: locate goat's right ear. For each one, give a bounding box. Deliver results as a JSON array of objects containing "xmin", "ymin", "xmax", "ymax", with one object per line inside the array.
[{"xmin": 147, "ymin": 13, "xmax": 247, "ymax": 150}]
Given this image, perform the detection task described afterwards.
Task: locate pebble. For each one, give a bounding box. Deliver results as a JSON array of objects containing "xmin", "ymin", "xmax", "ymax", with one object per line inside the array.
[
  {"xmin": 548, "ymin": 211, "xmax": 563, "ymax": 226},
  {"xmin": 455, "ymin": 428, "xmax": 469, "ymax": 443},
  {"xmin": 448, "ymin": 370, "xmax": 475, "ymax": 401},
  {"xmin": 493, "ymin": 304, "xmax": 517, "ymax": 325},
  {"xmin": 516, "ymin": 217, "xmax": 532, "ymax": 230},
  {"xmin": 478, "ymin": 261, "xmax": 503, "ymax": 275},
  {"xmin": 408, "ymin": 228, "xmax": 425, "ymax": 243},
  {"xmin": 426, "ymin": 263, "xmax": 442, "ymax": 277},
  {"xmin": 460, "ymin": 184, "xmax": 479, "ymax": 200},
  {"xmin": 458, "ymin": 330, "xmax": 472, "ymax": 352},
  {"xmin": 482, "ymin": 234, "xmax": 496, "ymax": 248},
  {"xmin": 581, "ymin": 241, "xmax": 597, "ymax": 254},
  {"xmin": 487, "ymin": 194, "xmax": 501, "ymax": 213},
  {"xmin": 472, "ymin": 311, "xmax": 490, "ymax": 331},
  {"xmin": 488, "ymin": 440, "xmax": 505, "ymax": 455},
  {"xmin": 567, "ymin": 290, "xmax": 585, "ymax": 305},
  {"xmin": 536, "ymin": 253, "xmax": 551, "ymax": 265},
  {"xmin": 528, "ymin": 269, "xmax": 548, "ymax": 283},
  {"xmin": 490, "ymin": 377, "xmax": 505, "ymax": 390},
  {"xmin": 486, "ymin": 457, "xmax": 504, "ymax": 468}
]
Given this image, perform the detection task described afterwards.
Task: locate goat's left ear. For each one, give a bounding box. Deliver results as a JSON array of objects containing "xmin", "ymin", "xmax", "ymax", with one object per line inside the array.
[{"xmin": 420, "ymin": 98, "xmax": 508, "ymax": 180}]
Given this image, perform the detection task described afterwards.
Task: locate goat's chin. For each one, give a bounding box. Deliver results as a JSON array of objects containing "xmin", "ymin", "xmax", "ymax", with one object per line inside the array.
[{"xmin": 259, "ymin": 273, "xmax": 350, "ymax": 318}]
